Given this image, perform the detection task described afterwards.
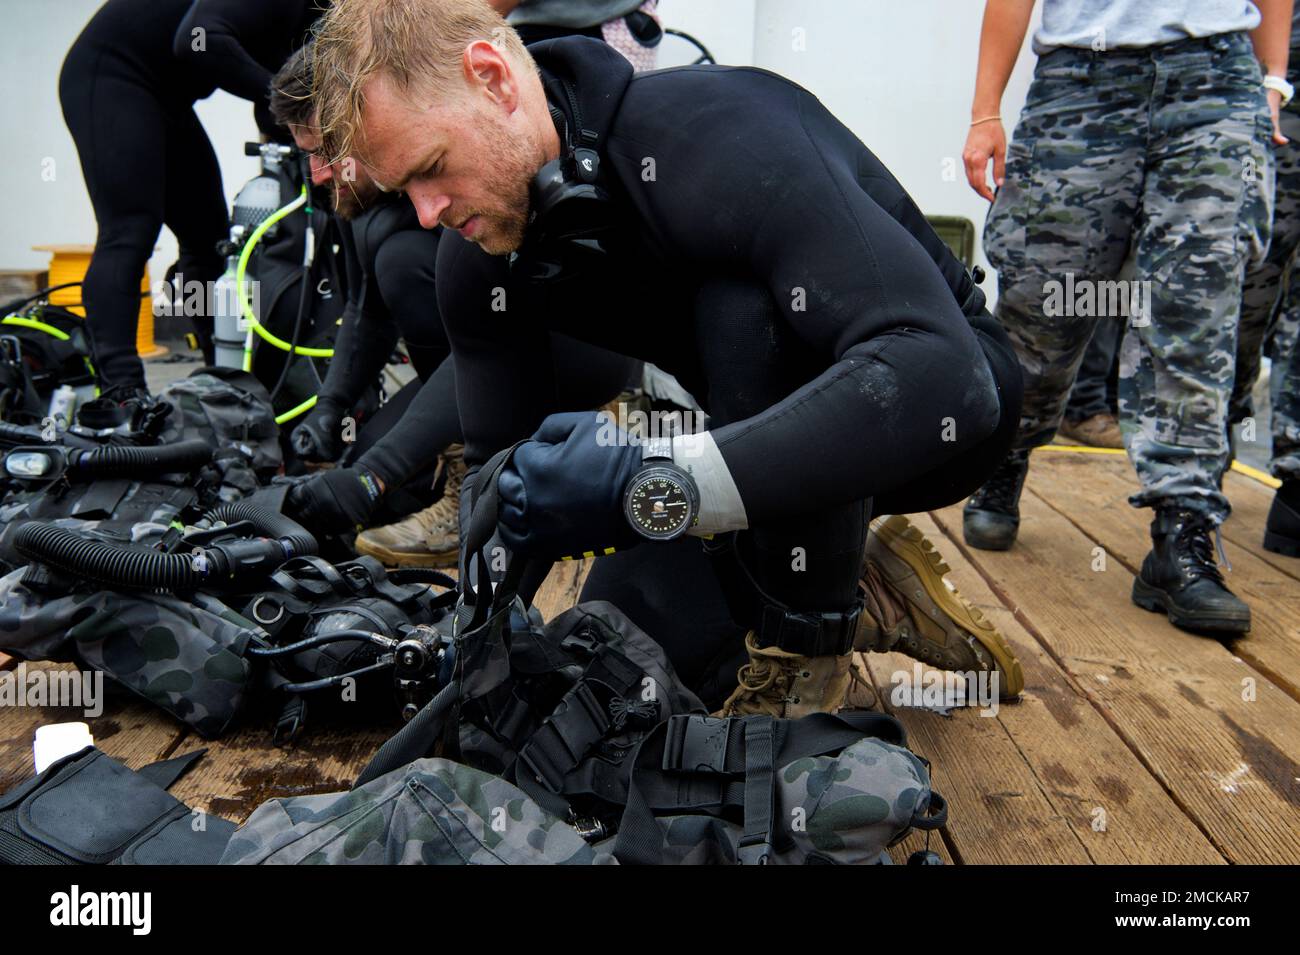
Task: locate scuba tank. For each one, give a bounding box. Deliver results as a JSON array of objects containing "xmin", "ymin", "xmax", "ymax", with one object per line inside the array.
[
  {"xmin": 218, "ymin": 142, "xmax": 347, "ymax": 419},
  {"xmin": 213, "ymin": 144, "xmax": 294, "ymax": 372},
  {"xmin": 211, "ymin": 235, "xmax": 248, "ymax": 370}
]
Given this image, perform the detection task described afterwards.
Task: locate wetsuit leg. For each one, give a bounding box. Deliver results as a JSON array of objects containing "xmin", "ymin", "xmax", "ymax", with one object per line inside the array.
[
  {"xmin": 162, "ymin": 106, "xmax": 229, "ymax": 366},
  {"xmin": 59, "ymin": 57, "xmax": 170, "ymax": 390}
]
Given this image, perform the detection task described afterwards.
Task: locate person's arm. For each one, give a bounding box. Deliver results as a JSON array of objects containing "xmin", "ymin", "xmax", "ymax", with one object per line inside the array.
[
  {"xmin": 619, "ymin": 76, "xmax": 1003, "ymax": 529},
  {"xmin": 963, "ymin": 0, "xmax": 1037, "ymax": 201},
  {"xmin": 174, "ymin": 0, "xmax": 278, "ymax": 103},
  {"xmin": 1251, "ymin": 0, "xmax": 1294, "ymax": 144}
]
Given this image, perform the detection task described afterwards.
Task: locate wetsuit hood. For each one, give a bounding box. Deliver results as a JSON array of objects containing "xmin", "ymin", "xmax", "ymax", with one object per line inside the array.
[{"xmin": 527, "ymin": 36, "xmax": 636, "ymax": 153}]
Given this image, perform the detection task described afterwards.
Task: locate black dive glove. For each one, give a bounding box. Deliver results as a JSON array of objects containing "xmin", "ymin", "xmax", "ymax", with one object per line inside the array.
[
  {"xmin": 498, "ymin": 412, "xmax": 643, "ymax": 560},
  {"xmin": 285, "ymin": 465, "xmax": 384, "ymax": 534},
  {"xmin": 290, "ymin": 398, "xmax": 347, "ymax": 463}
]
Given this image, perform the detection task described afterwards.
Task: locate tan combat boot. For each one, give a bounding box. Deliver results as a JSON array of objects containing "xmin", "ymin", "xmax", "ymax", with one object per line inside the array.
[
  {"xmin": 714, "ymin": 632, "xmax": 853, "ymax": 719},
  {"xmin": 1058, "ymin": 413, "xmax": 1123, "ymax": 449},
  {"xmin": 858, "ymin": 514, "xmax": 1024, "ymax": 699},
  {"xmin": 354, "ymin": 445, "xmax": 465, "ymax": 568}
]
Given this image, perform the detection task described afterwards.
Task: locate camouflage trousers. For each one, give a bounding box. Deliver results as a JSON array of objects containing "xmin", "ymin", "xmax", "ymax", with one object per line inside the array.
[
  {"xmin": 1235, "ymin": 104, "xmax": 1300, "ymax": 481},
  {"xmin": 985, "ymin": 32, "xmax": 1275, "ymax": 522}
]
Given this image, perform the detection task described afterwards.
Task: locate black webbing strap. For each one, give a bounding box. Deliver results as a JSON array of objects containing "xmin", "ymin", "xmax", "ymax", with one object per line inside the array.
[
  {"xmin": 353, "ymin": 443, "xmax": 527, "ymax": 789},
  {"xmin": 134, "ymin": 748, "xmax": 207, "ymax": 791},
  {"xmin": 738, "ymin": 716, "xmax": 776, "ymax": 865},
  {"xmin": 352, "ymin": 679, "xmax": 460, "ymax": 789}
]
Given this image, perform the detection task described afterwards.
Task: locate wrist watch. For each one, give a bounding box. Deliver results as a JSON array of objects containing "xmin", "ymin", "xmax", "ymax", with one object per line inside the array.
[
  {"xmin": 623, "ymin": 435, "xmax": 699, "ymax": 541},
  {"xmin": 1264, "ymin": 74, "xmax": 1294, "ymax": 108}
]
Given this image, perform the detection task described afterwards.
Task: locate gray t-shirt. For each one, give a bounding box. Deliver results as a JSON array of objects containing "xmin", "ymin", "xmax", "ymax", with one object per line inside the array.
[
  {"xmin": 508, "ymin": 0, "xmax": 646, "ymax": 30},
  {"xmin": 1032, "ymin": 0, "xmax": 1261, "ymax": 55}
]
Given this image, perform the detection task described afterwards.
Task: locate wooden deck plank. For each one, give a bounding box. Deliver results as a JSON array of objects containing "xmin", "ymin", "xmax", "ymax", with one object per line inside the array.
[
  {"xmin": 165, "ymin": 721, "xmax": 394, "ymax": 823},
  {"xmin": 531, "ymin": 558, "xmax": 593, "ymax": 621},
  {"xmin": 930, "ymin": 483, "xmax": 1300, "ymax": 863},
  {"xmin": 0, "ymin": 662, "xmax": 187, "ymax": 792},
  {"xmin": 1031, "ymin": 453, "xmax": 1300, "ymax": 702},
  {"xmin": 861, "ymin": 649, "xmax": 1091, "ymax": 865},
  {"xmin": 860, "ymin": 513, "xmax": 1222, "ymax": 864}
]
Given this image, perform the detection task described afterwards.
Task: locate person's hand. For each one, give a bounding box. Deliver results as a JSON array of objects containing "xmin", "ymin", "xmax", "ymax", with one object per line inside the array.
[
  {"xmin": 963, "ymin": 119, "xmax": 1008, "ymax": 202},
  {"xmin": 1266, "ymin": 88, "xmax": 1289, "ymax": 146},
  {"xmin": 290, "ymin": 398, "xmax": 347, "ymax": 462},
  {"xmin": 497, "ymin": 412, "xmax": 644, "ymax": 560},
  {"xmin": 285, "ymin": 465, "xmax": 384, "ymax": 534}
]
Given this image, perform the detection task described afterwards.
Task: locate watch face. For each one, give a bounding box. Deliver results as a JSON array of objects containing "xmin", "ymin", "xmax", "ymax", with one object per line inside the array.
[{"xmin": 625, "ymin": 471, "xmax": 694, "ymax": 540}]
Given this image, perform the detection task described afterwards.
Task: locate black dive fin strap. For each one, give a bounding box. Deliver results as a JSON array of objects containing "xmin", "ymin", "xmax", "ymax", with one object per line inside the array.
[
  {"xmin": 135, "ymin": 747, "xmax": 208, "ymax": 791},
  {"xmin": 352, "ymin": 679, "xmax": 461, "ymax": 789},
  {"xmin": 704, "ymin": 535, "xmax": 861, "ymax": 657},
  {"xmin": 0, "ymin": 747, "xmax": 234, "ymax": 865}
]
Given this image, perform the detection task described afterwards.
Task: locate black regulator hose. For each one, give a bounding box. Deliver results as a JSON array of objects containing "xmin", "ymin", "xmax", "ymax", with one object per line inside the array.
[
  {"xmin": 13, "ymin": 504, "xmax": 318, "ymax": 591},
  {"xmin": 67, "ymin": 439, "xmax": 214, "ymax": 479},
  {"xmin": 203, "ymin": 501, "xmax": 318, "ymax": 557},
  {"xmin": 14, "ymin": 523, "xmax": 207, "ymax": 591}
]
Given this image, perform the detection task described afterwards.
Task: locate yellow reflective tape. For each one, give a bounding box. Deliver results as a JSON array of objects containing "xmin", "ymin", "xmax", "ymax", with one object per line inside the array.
[
  {"xmin": 1230, "ymin": 460, "xmax": 1281, "ymax": 489},
  {"xmin": 602, "ymin": 546, "xmax": 616, "ymax": 555},
  {"xmin": 1038, "ymin": 443, "xmax": 1281, "ymax": 488}
]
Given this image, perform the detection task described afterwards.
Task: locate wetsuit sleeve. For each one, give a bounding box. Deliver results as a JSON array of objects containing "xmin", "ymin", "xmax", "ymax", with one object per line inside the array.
[
  {"xmin": 609, "ymin": 75, "xmax": 1002, "ymax": 523},
  {"xmin": 174, "ymin": 1, "xmax": 280, "ymax": 104},
  {"xmin": 355, "ymin": 360, "xmax": 458, "ymax": 488},
  {"xmin": 317, "ymin": 222, "xmax": 400, "ymax": 408}
]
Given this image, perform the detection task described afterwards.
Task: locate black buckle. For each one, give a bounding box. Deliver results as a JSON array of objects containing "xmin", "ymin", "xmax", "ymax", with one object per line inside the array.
[{"xmin": 662, "ymin": 714, "xmax": 732, "ymax": 775}]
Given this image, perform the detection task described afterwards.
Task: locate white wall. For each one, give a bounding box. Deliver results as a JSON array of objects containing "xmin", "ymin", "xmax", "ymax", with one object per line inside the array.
[
  {"xmin": 3, "ymin": 0, "xmax": 1040, "ymax": 301},
  {"xmin": 748, "ymin": 0, "xmax": 1041, "ymax": 295}
]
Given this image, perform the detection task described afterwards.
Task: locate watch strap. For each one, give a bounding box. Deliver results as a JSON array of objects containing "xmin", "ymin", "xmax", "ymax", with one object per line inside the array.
[{"xmin": 642, "ymin": 435, "xmax": 673, "ymax": 463}]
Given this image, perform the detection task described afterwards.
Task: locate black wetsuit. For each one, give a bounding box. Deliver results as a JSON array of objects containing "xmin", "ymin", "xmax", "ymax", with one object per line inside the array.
[
  {"xmin": 58, "ymin": 0, "xmax": 318, "ymax": 390},
  {"xmin": 438, "ymin": 38, "xmax": 1023, "ymax": 696}
]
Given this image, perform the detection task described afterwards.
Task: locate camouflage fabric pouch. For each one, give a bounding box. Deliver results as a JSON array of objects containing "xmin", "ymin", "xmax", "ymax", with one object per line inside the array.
[
  {"xmin": 221, "ymin": 756, "xmax": 616, "ymax": 865},
  {"xmin": 0, "ymin": 565, "xmax": 261, "ymax": 738},
  {"xmin": 615, "ymin": 711, "xmax": 946, "ymax": 864}
]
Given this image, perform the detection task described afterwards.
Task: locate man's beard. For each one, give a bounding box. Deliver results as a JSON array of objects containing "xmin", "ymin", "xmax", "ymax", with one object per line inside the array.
[
  {"xmin": 330, "ymin": 177, "xmax": 381, "ymax": 221},
  {"xmin": 459, "ymin": 123, "xmax": 541, "ymax": 255}
]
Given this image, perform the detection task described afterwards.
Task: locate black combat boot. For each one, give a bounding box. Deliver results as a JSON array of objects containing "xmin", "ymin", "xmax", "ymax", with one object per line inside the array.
[
  {"xmin": 963, "ymin": 449, "xmax": 1030, "ymax": 551},
  {"xmin": 1132, "ymin": 508, "xmax": 1250, "ymax": 634},
  {"xmin": 1264, "ymin": 479, "xmax": 1300, "ymax": 557}
]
